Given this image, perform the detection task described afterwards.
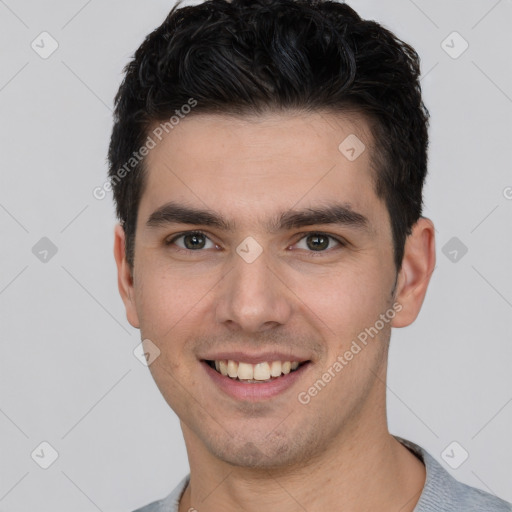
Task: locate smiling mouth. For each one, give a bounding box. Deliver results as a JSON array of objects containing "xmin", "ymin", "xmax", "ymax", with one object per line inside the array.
[{"xmin": 204, "ymin": 359, "xmax": 308, "ymax": 383}]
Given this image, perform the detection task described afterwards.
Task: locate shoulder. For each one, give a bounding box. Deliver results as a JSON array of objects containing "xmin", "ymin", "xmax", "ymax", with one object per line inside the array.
[
  {"xmin": 396, "ymin": 437, "xmax": 512, "ymax": 512},
  {"xmin": 131, "ymin": 475, "xmax": 189, "ymax": 512},
  {"xmin": 444, "ymin": 480, "xmax": 512, "ymax": 511}
]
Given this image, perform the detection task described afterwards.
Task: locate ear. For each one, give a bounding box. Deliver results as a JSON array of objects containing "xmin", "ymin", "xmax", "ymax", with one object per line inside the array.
[
  {"xmin": 113, "ymin": 223, "xmax": 140, "ymax": 329},
  {"xmin": 391, "ymin": 217, "xmax": 436, "ymax": 328}
]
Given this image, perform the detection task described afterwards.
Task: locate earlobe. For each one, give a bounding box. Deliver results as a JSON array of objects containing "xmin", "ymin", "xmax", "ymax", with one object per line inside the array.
[
  {"xmin": 113, "ymin": 224, "xmax": 140, "ymax": 329},
  {"xmin": 391, "ymin": 217, "xmax": 436, "ymax": 328}
]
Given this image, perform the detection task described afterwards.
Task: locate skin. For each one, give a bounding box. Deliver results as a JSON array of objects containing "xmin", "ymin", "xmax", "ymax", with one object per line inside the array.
[{"xmin": 114, "ymin": 111, "xmax": 436, "ymax": 511}]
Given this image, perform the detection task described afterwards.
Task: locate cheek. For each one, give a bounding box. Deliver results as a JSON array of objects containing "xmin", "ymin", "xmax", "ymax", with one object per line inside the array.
[
  {"xmin": 131, "ymin": 236, "xmax": 203, "ymax": 331},
  {"xmin": 292, "ymin": 264, "xmax": 391, "ymax": 344},
  {"xmin": 133, "ymin": 260, "xmax": 202, "ymax": 338}
]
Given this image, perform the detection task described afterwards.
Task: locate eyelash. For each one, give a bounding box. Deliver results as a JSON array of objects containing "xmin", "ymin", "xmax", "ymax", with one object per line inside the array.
[{"xmin": 165, "ymin": 230, "xmax": 346, "ymax": 255}]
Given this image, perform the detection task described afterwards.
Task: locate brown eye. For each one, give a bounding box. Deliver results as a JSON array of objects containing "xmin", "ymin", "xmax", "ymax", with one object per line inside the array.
[
  {"xmin": 293, "ymin": 233, "xmax": 344, "ymax": 253},
  {"xmin": 166, "ymin": 231, "xmax": 215, "ymax": 251}
]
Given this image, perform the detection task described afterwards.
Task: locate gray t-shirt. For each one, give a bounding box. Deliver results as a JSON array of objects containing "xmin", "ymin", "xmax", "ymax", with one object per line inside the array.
[{"xmin": 133, "ymin": 438, "xmax": 512, "ymax": 511}]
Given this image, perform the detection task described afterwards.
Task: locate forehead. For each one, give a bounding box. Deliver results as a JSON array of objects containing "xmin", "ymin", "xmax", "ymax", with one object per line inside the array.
[{"xmin": 139, "ymin": 111, "xmax": 386, "ymax": 232}]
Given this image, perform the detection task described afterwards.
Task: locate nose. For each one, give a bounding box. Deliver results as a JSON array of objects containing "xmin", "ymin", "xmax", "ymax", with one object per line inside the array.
[{"xmin": 214, "ymin": 246, "xmax": 293, "ymax": 333}]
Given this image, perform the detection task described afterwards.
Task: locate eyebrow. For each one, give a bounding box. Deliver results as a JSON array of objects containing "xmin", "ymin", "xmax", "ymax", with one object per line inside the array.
[{"xmin": 146, "ymin": 201, "xmax": 371, "ymax": 234}]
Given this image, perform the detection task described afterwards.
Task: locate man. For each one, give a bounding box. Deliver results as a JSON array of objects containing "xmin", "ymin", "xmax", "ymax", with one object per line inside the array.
[{"xmin": 109, "ymin": 0, "xmax": 511, "ymax": 510}]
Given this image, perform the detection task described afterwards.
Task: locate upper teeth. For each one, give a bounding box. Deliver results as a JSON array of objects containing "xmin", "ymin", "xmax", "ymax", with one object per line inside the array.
[{"xmin": 214, "ymin": 360, "xmax": 300, "ymax": 380}]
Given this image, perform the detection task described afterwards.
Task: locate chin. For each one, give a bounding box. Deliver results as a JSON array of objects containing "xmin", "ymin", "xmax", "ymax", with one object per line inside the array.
[
  {"xmin": 213, "ymin": 442, "xmax": 295, "ymax": 469},
  {"xmin": 203, "ymin": 426, "xmax": 319, "ymax": 470}
]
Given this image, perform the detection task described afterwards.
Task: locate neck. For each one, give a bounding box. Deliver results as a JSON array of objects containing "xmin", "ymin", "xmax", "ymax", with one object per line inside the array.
[{"xmin": 178, "ymin": 421, "xmax": 425, "ymax": 512}]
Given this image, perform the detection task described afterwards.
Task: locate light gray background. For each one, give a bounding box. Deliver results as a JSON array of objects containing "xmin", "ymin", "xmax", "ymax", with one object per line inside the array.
[{"xmin": 1, "ymin": 0, "xmax": 511, "ymax": 510}]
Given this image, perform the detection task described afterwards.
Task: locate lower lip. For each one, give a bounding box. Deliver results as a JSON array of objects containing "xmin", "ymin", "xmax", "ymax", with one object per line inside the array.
[{"xmin": 202, "ymin": 361, "xmax": 310, "ymax": 401}]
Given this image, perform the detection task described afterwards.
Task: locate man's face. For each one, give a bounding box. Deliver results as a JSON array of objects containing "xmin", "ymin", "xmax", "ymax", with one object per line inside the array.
[{"xmin": 120, "ymin": 111, "xmax": 401, "ymax": 468}]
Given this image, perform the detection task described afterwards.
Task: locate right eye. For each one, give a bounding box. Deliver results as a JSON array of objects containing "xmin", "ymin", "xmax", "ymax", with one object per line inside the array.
[{"xmin": 165, "ymin": 230, "xmax": 218, "ymax": 252}]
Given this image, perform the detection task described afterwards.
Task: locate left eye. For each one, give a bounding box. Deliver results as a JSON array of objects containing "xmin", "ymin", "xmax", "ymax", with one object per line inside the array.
[{"xmin": 293, "ymin": 233, "xmax": 343, "ymax": 252}]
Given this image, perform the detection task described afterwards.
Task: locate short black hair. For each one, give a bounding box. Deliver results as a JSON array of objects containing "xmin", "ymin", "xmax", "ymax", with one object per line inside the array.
[{"xmin": 108, "ymin": 0, "xmax": 429, "ymax": 272}]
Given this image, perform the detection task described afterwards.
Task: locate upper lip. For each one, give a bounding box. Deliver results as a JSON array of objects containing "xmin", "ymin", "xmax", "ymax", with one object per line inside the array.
[{"xmin": 199, "ymin": 351, "xmax": 311, "ymax": 365}]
